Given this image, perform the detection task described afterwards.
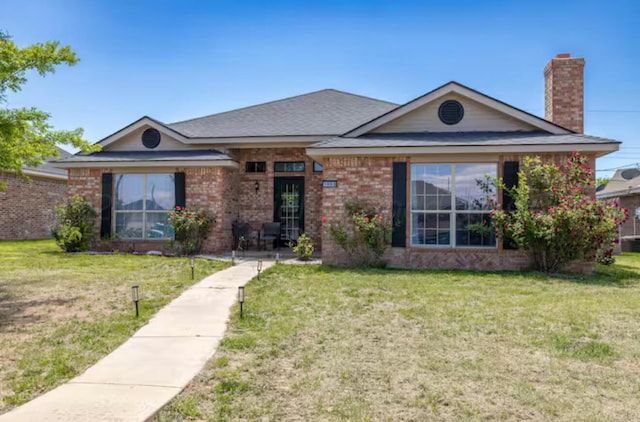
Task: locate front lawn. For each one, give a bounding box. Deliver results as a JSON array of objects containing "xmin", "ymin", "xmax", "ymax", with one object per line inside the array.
[
  {"xmin": 158, "ymin": 257, "xmax": 640, "ymax": 421},
  {"xmin": 0, "ymin": 240, "xmax": 229, "ymax": 413}
]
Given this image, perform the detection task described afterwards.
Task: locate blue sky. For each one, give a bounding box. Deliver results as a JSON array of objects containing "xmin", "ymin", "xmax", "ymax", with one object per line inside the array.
[{"xmin": 1, "ymin": 0, "xmax": 638, "ymax": 176}]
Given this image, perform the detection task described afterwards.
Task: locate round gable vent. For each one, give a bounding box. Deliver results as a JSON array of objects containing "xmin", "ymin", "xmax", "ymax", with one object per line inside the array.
[
  {"xmin": 141, "ymin": 128, "xmax": 161, "ymax": 149},
  {"xmin": 621, "ymin": 168, "xmax": 640, "ymax": 180},
  {"xmin": 438, "ymin": 100, "xmax": 464, "ymax": 125}
]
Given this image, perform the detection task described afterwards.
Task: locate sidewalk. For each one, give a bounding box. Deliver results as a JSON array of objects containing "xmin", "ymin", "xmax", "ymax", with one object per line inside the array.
[{"xmin": 0, "ymin": 260, "xmax": 272, "ymax": 422}]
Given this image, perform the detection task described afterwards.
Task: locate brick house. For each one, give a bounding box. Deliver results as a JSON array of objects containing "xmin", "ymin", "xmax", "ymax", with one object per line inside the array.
[
  {"xmin": 597, "ymin": 169, "xmax": 640, "ymax": 252},
  {"xmin": 0, "ymin": 149, "xmax": 70, "ymax": 240},
  {"xmin": 54, "ymin": 54, "xmax": 620, "ymax": 270}
]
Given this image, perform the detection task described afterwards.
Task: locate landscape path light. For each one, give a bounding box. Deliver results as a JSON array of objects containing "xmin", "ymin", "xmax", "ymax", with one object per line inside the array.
[
  {"xmin": 231, "ymin": 250, "xmax": 236, "ymax": 265},
  {"xmin": 131, "ymin": 285, "xmax": 140, "ymax": 317},
  {"xmin": 257, "ymin": 259, "xmax": 263, "ymax": 279},
  {"xmin": 238, "ymin": 286, "xmax": 245, "ymax": 319},
  {"xmin": 190, "ymin": 257, "xmax": 195, "ymax": 280}
]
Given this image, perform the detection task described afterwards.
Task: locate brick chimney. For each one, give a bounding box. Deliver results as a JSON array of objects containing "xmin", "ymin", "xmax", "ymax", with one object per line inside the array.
[{"xmin": 544, "ymin": 53, "xmax": 585, "ymax": 133}]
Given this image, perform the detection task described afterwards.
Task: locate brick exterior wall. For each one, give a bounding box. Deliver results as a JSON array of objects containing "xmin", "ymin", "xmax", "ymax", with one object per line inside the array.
[
  {"xmin": 64, "ymin": 149, "xmax": 598, "ymax": 273},
  {"xmin": 0, "ymin": 172, "xmax": 67, "ymax": 240},
  {"xmin": 544, "ymin": 53, "xmax": 585, "ymax": 134},
  {"xmin": 228, "ymin": 148, "xmax": 324, "ymax": 249},
  {"xmin": 321, "ymin": 153, "xmax": 597, "ymax": 273},
  {"xmin": 65, "ymin": 152, "xmax": 324, "ymax": 255},
  {"xmin": 68, "ymin": 168, "xmax": 103, "ymax": 244},
  {"xmin": 67, "ymin": 167, "xmax": 239, "ymax": 254},
  {"xmin": 321, "ymin": 156, "xmax": 398, "ymax": 265}
]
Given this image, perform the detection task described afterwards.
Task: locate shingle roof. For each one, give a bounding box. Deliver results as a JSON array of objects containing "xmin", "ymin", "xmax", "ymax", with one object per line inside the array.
[
  {"xmin": 310, "ymin": 132, "xmax": 621, "ymax": 148},
  {"xmin": 23, "ymin": 148, "xmax": 72, "ymax": 177},
  {"xmin": 597, "ymin": 168, "xmax": 640, "ymax": 198},
  {"xmin": 55, "ymin": 150, "xmax": 231, "ymax": 163},
  {"xmin": 167, "ymin": 89, "xmax": 398, "ymax": 138}
]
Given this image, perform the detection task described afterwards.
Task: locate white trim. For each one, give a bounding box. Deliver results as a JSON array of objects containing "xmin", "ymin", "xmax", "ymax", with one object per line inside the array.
[
  {"xmin": 343, "ymin": 82, "xmax": 572, "ymax": 137},
  {"xmin": 21, "ymin": 169, "xmax": 68, "ymax": 181},
  {"xmin": 307, "ymin": 143, "xmax": 619, "ymax": 159},
  {"xmin": 52, "ymin": 160, "xmax": 239, "ymax": 169},
  {"xmin": 99, "ymin": 118, "xmax": 189, "ymax": 148},
  {"xmin": 597, "ymin": 189, "xmax": 640, "ymax": 200}
]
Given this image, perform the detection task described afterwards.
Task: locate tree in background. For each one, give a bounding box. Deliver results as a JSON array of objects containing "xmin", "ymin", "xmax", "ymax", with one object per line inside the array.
[
  {"xmin": 0, "ymin": 31, "xmax": 98, "ymax": 190},
  {"xmin": 490, "ymin": 153, "xmax": 628, "ymax": 272}
]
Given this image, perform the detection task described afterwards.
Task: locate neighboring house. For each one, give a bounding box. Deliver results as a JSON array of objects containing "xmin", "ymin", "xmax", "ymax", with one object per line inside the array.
[
  {"xmin": 597, "ymin": 168, "xmax": 640, "ymax": 252},
  {"xmin": 54, "ymin": 54, "xmax": 620, "ymax": 270},
  {"xmin": 0, "ymin": 149, "xmax": 70, "ymax": 240}
]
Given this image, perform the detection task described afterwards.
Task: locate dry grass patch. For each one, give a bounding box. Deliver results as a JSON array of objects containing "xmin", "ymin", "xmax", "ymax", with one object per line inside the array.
[
  {"xmin": 0, "ymin": 240, "xmax": 228, "ymax": 413},
  {"xmin": 157, "ymin": 256, "xmax": 640, "ymax": 421}
]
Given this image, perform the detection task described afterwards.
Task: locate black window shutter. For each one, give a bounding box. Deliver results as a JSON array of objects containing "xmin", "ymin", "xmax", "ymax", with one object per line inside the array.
[
  {"xmin": 175, "ymin": 172, "xmax": 186, "ymax": 208},
  {"xmin": 502, "ymin": 161, "xmax": 519, "ymax": 211},
  {"xmin": 100, "ymin": 173, "xmax": 113, "ymax": 239},
  {"xmin": 502, "ymin": 161, "xmax": 519, "ymax": 250},
  {"xmin": 392, "ymin": 162, "xmax": 407, "ymax": 247}
]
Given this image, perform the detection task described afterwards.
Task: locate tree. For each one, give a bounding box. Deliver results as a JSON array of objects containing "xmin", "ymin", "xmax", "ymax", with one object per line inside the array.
[
  {"xmin": 489, "ymin": 153, "xmax": 628, "ymax": 272},
  {"xmin": 0, "ymin": 31, "xmax": 98, "ymax": 190},
  {"xmin": 596, "ymin": 176, "xmax": 611, "ymax": 187}
]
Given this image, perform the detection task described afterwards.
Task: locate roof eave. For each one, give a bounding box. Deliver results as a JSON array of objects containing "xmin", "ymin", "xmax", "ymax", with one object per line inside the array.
[
  {"xmin": 307, "ymin": 142, "xmax": 620, "ymax": 159},
  {"xmin": 53, "ymin": 159, "xmax": 239, "ymax": 169},
  {"xmin": 597, "ymin": 188, "xmax": 640, "ymax": 200}
]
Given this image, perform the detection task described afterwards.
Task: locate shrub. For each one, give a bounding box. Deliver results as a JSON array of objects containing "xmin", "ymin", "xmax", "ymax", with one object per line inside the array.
[
  {"xmin": 326, "ymin": 200, "xmax": 392, "ymax": 267},
  {"xmin": 290, "ymin": 233, "xmax": 314, "ymax": 261},
  {"xmin": 168, "ymin": 206, "xmax": 214, "ymax": 255},
  {"xmin": 52, "ymin": 196, "xmax": 97, "ymax": 252},
  {"xmin": 489, "ymin": 153, "xmax": 628, "ymax": 272}
]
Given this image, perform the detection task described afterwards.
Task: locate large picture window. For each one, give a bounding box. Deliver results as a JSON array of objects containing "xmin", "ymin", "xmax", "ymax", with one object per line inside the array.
[
  {"xmin": 114, "ymin": 174, "xmax": 175, "ymax": 240},
  {"xmin": 411, "ymin": 164, "xmax": 496, "ymax": 247}
]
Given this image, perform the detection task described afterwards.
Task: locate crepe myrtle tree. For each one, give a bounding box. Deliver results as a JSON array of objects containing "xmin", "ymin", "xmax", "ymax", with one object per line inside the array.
[
  {"xmin": 481, "ymin": 153, "xmax": 628, "ymax": 272},
  {"xmin": 0, "ymin": 31, "xmax": 98, "ymax": 190}
]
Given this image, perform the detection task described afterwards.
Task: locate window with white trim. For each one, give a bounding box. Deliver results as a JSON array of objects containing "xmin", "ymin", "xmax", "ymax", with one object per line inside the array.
[
  {"xmin": 114, "ymin": 174, "xmax": 175, "ymax": 239},
  {"xmin": 410, "ymin": 164, "xmax": 496, "ymax": 247}
]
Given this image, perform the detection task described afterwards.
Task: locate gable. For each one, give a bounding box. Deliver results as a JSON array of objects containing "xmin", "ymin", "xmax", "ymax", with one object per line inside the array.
[
  {"xmin": 107, "ymin": 126, "xmax": 190, "ymax": 151},
  {"xmin": 371, "ymin": 93, "xmax": 539, "ymax": 133},
  {"xmin": 344, "ymin": 82, "xmax": 572, "ymax": 137}
]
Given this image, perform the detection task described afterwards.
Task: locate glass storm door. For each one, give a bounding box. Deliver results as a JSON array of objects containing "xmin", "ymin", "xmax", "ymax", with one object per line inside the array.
[{"xmin": 274, "ymin": 177, "xmax": 304, "ymax": 245}]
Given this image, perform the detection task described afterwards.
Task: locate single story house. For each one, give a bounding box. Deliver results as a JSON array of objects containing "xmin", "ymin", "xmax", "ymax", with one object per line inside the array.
[
  {"xmin": 597, "ymin": 168, "xmax": 640, "ymax": 252},
  {"xmin": 0, "ymin": 149, "xmax": 70, "ymax": 240},
  {"xmin": 54, "ymin": 54, "xmax": 619, "ymax": 270}
]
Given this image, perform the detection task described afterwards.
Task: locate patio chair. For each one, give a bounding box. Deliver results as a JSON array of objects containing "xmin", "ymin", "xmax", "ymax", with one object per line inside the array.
[
  {"xmin": 232, "ymin": 222, "xmax": 259, "ymax": 251},
  {"xmin": 260, "ymin": 222, "xmax": 281, "ymax": 251}
]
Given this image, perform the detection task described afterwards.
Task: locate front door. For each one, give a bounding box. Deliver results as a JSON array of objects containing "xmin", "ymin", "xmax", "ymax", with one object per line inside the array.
[{"xmin": 274, "ymin": 177, "xmax": 304, "ymax": 246}]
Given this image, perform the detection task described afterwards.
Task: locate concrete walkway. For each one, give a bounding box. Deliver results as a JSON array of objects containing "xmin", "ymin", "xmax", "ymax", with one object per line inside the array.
[{"xmin": 0, "ymin": 260, "xmax": 273, "ymax": 422}]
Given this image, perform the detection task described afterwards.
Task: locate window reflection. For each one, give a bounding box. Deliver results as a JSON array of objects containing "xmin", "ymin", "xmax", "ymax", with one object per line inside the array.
[
  {"xmin": 410, "ymin": 164, "xmax": 496, "ymax": 247},
  {"xmin": 114, "ymin": 174, "xmax": 175, "ymax": 240}
]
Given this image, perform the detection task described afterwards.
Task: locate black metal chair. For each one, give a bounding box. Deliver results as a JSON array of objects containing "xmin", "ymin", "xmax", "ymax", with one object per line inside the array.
[
  {"xmin": 260, "ymin": 222, "xmax": 281, "ymax": 251},
  {"xmin": 232, "ymin": 222, "xmax": 259, "ymax": 251}
]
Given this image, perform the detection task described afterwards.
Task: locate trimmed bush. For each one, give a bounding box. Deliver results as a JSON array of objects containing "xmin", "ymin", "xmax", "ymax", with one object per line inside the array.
[{"xmin": 52, "ymin": 196, "xmax": 97, "ymax": 252}]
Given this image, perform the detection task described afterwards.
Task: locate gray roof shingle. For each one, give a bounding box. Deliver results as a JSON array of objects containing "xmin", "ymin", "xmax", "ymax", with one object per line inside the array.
[
  {"xmin": 310, "ymin": 132, "xmax": 621, "ymax": 148},
  {"xmin": 55, "ymin": 150, "xmax": 231, "ymax": 163},
  {"xmin": 23, "ymin": 148, "xmax": 72, "ymax": 177},
  {"xmin": 167, "ymin": 89, "xmax": 398, "ymax": 138}
]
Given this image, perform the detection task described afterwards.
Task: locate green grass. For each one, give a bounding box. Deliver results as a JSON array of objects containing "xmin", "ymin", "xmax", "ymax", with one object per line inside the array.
[
  {"xmin": 0, "ymin": 240, "xmax": 229, "ymax": 412},
  {"xmin": 157, "ymin": 255, "xmax": 640, "ymax": 422}
]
